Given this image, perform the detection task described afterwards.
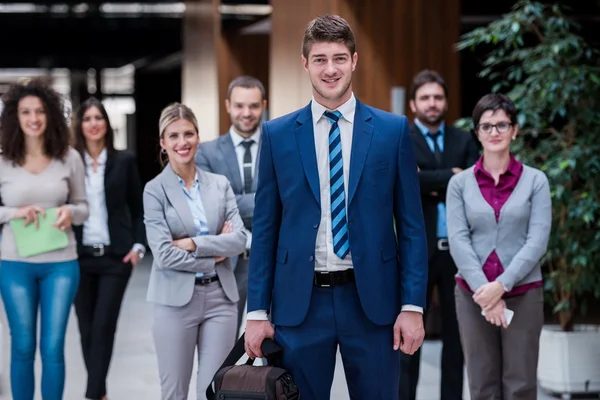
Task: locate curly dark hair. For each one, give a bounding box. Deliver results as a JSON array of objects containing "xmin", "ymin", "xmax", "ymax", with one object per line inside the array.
[
  {"xmin": 0, "ymin": 77, "xmax": 71, "ymax": 165},
  {"xmin": 73, "ymin": 97, "xmax": 115, "ymax": 158}
]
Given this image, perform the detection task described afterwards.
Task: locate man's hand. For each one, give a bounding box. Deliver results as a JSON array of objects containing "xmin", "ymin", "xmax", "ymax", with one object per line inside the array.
[
  {"xmin": 473, "ymin": 281, "xmax": 505, "ymax": 312},
  {"xmin": 245, "ymin": 320, "xmax": 275, "ymax": 359},
  {"xmin": 393, "ymin": 311, "xmax": 425, "ymax": 355},
  {"xmin": 452, "ymin": 168, "xmax": 463, "ymax": 174},
  {"xmin": 482, "ymin": 299, "xmax": 508, "ymax": 328},
  {"xmin": 173, "ymin": 238, "xmax": 196, "ymax": 252}
]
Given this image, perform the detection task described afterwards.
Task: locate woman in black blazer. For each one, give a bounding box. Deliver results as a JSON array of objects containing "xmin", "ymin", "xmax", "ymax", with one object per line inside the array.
[{"xmin": 72, "ymin": 97, "xmax": 146, "ymax": 400}]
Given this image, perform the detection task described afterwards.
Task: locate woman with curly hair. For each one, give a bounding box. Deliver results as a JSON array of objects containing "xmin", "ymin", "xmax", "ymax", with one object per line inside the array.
[{"xmin": 0, "ymin": 78, "xmax": 89, "ymax": 400}]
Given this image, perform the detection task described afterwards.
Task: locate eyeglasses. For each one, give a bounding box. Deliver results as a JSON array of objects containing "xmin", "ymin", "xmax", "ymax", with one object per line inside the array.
[{"xmin": 476, "ymin": 122, "xmax": 513, "ymax": 134}]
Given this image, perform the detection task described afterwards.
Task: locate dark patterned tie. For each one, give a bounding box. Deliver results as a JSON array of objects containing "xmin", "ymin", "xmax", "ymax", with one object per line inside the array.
[
  {"xmin": 428, "ymin": 131, "xmax": 442, "ymax": 164},
  {"xmin": 241, "ymin": 140, "xmax": 254, "ymax": 193}
]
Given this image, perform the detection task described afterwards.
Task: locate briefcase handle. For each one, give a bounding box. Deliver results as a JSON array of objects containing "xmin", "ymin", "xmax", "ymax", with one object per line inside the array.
[{"xmin": 206, "ymin": 333, "xmax": 283, "ymax": 400}]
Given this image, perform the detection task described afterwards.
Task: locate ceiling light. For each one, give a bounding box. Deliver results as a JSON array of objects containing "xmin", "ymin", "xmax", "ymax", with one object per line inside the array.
[{"xmin": 219, "ymin": 4, "xmax": 273, "ymax": 16}]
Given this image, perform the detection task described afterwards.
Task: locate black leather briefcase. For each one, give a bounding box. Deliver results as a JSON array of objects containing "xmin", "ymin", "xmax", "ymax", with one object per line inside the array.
[{"xmin": 206, "ymin": 333, "xmax": 300, "ymax": 400}]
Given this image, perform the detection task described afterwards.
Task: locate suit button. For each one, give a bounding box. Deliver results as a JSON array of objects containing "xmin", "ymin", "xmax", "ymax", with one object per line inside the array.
[
  {"xmin": 309, "ymin": 256, "xmax": 314, "ymax": 262},
  {"xmin": 313, "ymin": 223, "xmax": 318, "ymax": 229}
]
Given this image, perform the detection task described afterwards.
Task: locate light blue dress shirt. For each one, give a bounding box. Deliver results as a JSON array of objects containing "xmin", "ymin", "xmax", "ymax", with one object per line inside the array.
[
  {"xmin": 415, "ymin": 119, "xmax": 447, "ymax": 239},
  {"xmin": 177, "ymin": 174, "xmax": 215, "ymax": 278}
]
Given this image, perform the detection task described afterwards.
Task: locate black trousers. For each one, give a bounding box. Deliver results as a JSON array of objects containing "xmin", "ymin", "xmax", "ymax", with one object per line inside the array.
[
  {"xmin": 399, "ymin": 248, "xmax": 465, "ymax": 400},
  {"xmin": 74, "ymin": 254, "xmax": 132, "ymax": 399}
]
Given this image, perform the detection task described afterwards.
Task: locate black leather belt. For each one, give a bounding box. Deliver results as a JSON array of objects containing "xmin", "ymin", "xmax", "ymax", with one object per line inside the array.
[
  {"xmin": 81, "ymin": 244, "xmax": 111, "ymax": 257},
  {"xmin": 195, "ymin": 275, "xmax": 219, "ymax": 285},
  {"xmin": 314, "ymin": 269, "xmax": 355, "ymax": 287}
]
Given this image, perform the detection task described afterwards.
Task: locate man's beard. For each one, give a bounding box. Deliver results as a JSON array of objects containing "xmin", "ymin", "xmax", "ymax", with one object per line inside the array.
[
  {"xmin": 234, "ymin": 120, "xmax": 260, "ymax": 136},
  {"xmin": 416, "ymin": 110, "xmax": 445, "ymax": 127}
]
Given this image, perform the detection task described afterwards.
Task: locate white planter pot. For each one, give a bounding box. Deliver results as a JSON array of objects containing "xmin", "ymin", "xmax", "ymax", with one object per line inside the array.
[{"xmin": 538, "ymin": 324, "xmax": 600, "ymax": 396}]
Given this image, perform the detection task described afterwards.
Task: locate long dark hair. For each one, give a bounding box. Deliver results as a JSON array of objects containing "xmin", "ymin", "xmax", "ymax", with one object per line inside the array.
[
  {"xmin": 73, "ymin": 97, "xmax": 115, "ymax": 158},
  {"xmin": 0, "ymin": 78, "xmax": 70, "ymax": 165}
]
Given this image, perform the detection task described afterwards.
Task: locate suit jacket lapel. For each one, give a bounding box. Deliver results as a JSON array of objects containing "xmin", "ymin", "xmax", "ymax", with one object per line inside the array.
[
  {"xmin": 410, "ymin": 125, "xmax": 438, "ymax": 165},
  {"xmin": 252, "ymin": 134, "xmax": 261, "ymax": 193},
  {"xmin": 197, "ymin": 168, "xmax": 218, "ymax": 234},
  {"xmin": 219, "ymin": 135, "xmax": 243, "ymax": 193},
  {"xmin": 441, "ymin": 126, "xmax": 458, "ymax": 167},
  {"xmin": 161, "ymin": 164, "xmax": 198, "ymax": 238},
  {"xmin": 348, "ymin": 101, "xmax": 373, "ymax": 205},
  {"xmin": 103, "ymin": 150, "xmax": 114, "ymax": 206},
  {"xmin": 295, "ymin": 103, "xmax": 320, "ymax": 205}
]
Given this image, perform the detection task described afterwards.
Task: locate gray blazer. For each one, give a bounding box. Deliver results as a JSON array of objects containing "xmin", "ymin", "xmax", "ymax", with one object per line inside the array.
[
  {"xmin": 446, "ymin": 165, "xmax": 552, "ymax": 292},
  {"xmin": 195, "ymin": 133, "xmax": 259, "ymax": 230},
  {"xmin": 143, "ymin": 164, "xmax": 247, "ymax": 307}
]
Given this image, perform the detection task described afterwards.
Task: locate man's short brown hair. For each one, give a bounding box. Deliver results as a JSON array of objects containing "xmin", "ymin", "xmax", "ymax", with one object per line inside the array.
[
  {"xmin": 409, "ymin": 70, "xmax": 448, "ymax": 100},
  {"xmin": 302, "ymin": 14, "xmax": 356, "ymax": 59},
  {"xmin": 226, "ymin": 76, "xmax": 266, "ymax": 101}
]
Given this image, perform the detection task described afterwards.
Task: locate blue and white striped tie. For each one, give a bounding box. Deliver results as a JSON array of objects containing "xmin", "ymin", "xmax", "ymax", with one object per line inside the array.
[{"xmin": 324, "ymin": 110, "xmax": 350, "ymax": 259}]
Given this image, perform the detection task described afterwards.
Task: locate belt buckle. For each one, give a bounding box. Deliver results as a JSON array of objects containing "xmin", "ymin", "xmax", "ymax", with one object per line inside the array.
[
  {"xmin": 314, "ymin": 271, "xmax": 330, "ymax": 288},
  {"xmin": 242, "ymin": 250, "xmax": 250, "ymax": 260},
  {"xmin": 437, "ymin": 239, "xmax": 449, "ymax": 251},
  {"xmin": 198, "ymin": 277, "xmax": 212, "ymax": 285},
  {"xmin": 92, "ymin": 244, "xmax": 105, "ymax": 257}
]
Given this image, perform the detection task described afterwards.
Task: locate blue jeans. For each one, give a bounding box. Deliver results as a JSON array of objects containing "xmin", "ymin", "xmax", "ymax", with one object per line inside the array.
[{"xmin": 0, "ymin": 259, "xmax": 80, "ymax": 400}]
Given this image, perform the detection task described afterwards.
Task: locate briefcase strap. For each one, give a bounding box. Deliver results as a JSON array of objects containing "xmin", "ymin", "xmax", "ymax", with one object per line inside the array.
[{"xmin": 206, "ymin": 333, "xmax": 283, "ymax": 400}]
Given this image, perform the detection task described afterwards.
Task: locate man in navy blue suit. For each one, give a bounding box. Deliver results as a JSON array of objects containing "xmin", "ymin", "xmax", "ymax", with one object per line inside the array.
[{"xmin": 245, "ymin": 14, "xmax": 428, "ymax": 400}]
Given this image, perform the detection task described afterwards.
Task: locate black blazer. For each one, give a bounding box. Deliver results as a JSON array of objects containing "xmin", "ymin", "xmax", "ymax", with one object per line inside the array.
[
  {"xmin": 73, "ymin": 150, "xmax": 146, "ymax": 257},
  {"xmin": 410, "ymin": 124, "xmax": 479, "ymax": 259}
]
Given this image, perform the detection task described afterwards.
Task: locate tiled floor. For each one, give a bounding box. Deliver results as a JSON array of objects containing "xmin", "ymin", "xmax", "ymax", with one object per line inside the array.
[{"xmin": 0, "ymin": 258, "xmax": 583, "ymax": 399}]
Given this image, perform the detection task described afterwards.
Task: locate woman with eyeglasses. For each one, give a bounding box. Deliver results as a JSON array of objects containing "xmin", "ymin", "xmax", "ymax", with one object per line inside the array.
[{"xmin": 446, "ymin": 93, "xmax": 552, "ymax": 399}]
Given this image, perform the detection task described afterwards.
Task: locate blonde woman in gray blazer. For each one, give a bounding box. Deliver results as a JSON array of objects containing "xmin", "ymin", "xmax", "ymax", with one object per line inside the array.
[
  {"xmin": 143, "ymin": 103, "xmax": 247, "ymax": 400},
  {"xmin": 446, "ymin": 94, "xmax": 551, "ymax": 400}
]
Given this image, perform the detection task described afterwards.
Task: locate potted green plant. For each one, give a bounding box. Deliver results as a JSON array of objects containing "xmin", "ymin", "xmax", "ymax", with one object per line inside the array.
[{"xmin": 455, "ymin": 1, "xmax": 600, "ymax": 396}]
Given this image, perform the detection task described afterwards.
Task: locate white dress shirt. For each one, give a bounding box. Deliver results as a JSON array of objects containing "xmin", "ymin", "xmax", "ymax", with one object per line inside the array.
[
  {"xmin": 247, "ymin": 94, "xmax": 421, "ymax": 321},
  {"xmin": 82, "ymin": 149, "xmax": 145, "ymax": 254},
  {"xmin": 83, "ymin": 149, "xmax": 111, "ymax": 246},
  {"xmin": 229, "ymin": 127, "xmax": 260, "ymax": 249},
  {"xmin": 312, "ymin": 95, "xmax": 355, "ymax": 272}
]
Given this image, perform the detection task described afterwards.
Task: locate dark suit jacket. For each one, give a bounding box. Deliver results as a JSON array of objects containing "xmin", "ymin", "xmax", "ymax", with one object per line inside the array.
[
  {"xmin": 195, "ymin": 133, "xmax": 259, "ymax": 231},
  {"xmin": 410, "ymin": 124, "xmax": 479, "ymax": 260},
  {"xmin": 73, "ymin": 150, "xmax": 146, "ymax": 257}
]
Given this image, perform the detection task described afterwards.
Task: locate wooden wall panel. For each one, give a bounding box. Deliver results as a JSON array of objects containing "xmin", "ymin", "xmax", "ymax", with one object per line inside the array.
[
  {"xmin": 185, "ymin": 0, "xmax": 270, "ymax": 138},
  {"xmin": 269, "ymin": 0, "xmax": 342, "ymax": 118},
  {"xmin": 217, "ymin": 33, "xmax": 270, "ymax": 134},
  {"xmin": 182, "ymin": 0, "xmax": 221, "ymax": 141}
]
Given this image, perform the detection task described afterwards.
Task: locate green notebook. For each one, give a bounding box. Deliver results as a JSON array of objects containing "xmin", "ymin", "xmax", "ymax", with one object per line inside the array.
[{"xmin": 9, "ymin": 207, "xmax": 69, "ymax": 257}]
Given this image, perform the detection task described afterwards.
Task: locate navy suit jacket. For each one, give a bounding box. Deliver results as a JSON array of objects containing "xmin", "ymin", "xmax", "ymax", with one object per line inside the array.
[{"xmin": 247, "ymin": 99, "xmax": 428, "ymax": 327}]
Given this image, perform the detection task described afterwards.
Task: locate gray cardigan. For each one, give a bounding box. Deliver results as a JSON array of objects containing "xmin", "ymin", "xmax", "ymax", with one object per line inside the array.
[{"xmin": 446, "ymin": 164, "xmax": 552, "ymax": 292}]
